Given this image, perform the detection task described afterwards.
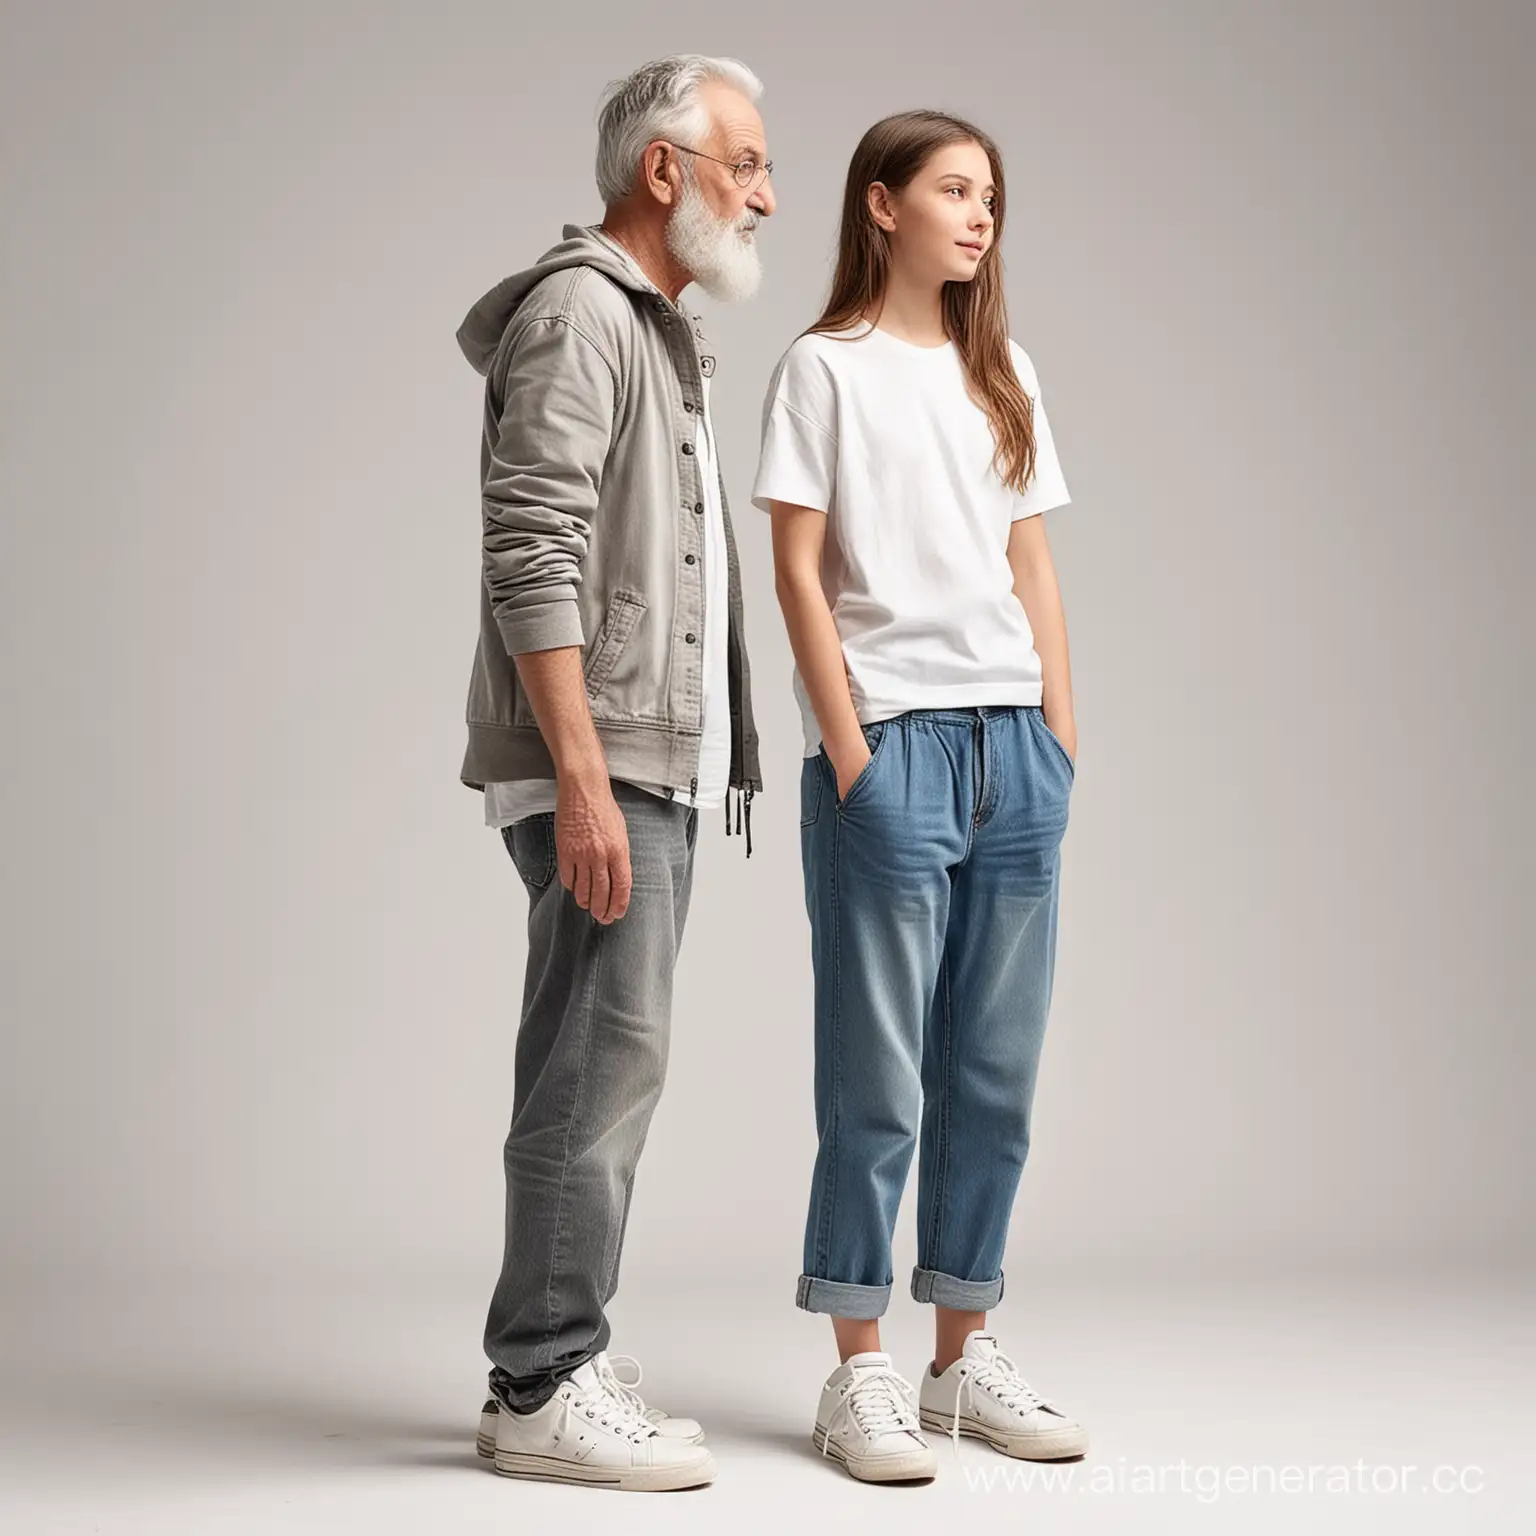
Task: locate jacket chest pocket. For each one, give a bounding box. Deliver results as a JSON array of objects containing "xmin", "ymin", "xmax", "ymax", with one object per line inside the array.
[{"xmin": 583, "ymin": 589, "xmax": 648, "ymax": 700}]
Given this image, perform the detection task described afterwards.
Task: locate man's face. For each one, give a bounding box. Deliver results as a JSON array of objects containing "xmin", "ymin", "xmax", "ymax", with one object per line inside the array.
[
  {"xmin": 687, "ymin": 79, "xmax": 776, "ymax": 225},
  {"xmin": 661, "ymin": 81, "xmax": 775, "ymax": 302}
]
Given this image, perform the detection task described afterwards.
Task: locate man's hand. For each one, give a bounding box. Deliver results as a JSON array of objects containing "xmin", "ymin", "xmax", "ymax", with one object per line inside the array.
[
  {"xmin": 555, "ymin": 770, "xmax": 632, "ymax": 924},
  {"xmin": 511, "ymin": 645, "xmax": 630, "ymax": 923}
]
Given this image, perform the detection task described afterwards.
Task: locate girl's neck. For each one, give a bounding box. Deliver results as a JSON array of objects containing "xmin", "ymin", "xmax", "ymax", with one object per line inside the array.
[{"xmin": 865, "ymin": 269, "xmax": 948, "ymax": 348}]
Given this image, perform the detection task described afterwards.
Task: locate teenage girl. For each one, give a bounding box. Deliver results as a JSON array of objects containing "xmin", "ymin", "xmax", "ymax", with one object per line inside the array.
[{"xmin": 751, "ymin": 109, "xmax": 1089, "ymax": 1483}]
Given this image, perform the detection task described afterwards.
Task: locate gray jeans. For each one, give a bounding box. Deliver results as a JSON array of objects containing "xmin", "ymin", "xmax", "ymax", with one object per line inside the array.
[{"xmin": 483, "ymin": 783, "xmax": 697, "ymax": 1410}]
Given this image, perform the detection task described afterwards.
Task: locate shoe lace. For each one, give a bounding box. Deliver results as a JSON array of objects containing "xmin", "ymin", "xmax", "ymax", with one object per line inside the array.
[
  {"xmin": 945, "ymin": 1347, "xmax": 1050, "ymax": 1459},
  {"xmin": 596, "ymin": 1353, "xmax": 661, "ymax": 1424},
  {"xmin": 555, "ymin": 1371, "xmax": 656, "ymax": 1447},
  {"xmin": 821, "ymin": 1364, "xmax": 920, "ymax": 1456}
]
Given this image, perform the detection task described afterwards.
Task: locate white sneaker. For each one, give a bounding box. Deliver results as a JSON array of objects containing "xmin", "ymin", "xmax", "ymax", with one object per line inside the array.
[
  {"xmin": 918, "ymin": 1330, "xmax": 1088, "ymax": 1460},
  {"xmin": 487, "ymin": 1356, "xmax": 715, "ymax": 1490},
  {"xmin": 812, "ymin": 1351, "xmax": 938, "ymax": 1482},
  {"xmin": 476, "ymin": 1350, "xmax": 705, "ymax": 1458}
]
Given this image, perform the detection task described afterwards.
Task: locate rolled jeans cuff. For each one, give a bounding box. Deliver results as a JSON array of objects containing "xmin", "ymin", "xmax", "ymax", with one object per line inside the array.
[
  {"xmin": 796, "ymin": 1274, "xmax": 891, "ymax": 1318},
  {"xmin": 910, "ymin": 1266, "xmax": 1005, "ymax": 1310}
]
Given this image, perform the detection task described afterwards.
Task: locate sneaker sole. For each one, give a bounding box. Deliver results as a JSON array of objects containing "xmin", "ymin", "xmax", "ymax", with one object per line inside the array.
[
  {"xmin": 491, "ymin": 1447, "xmax": 716, "ymax": 1491},
  {"xmin": 478, "ymin": 1410, "xmax": 705, "ymax": 1457},
  {"xmin": 811, "ymin": 1423, "xmax": 937, "ymax": 1482},
  {"xmin": 918, "ymin": 1407, "xmax": 1087, "ymax": 1460}
]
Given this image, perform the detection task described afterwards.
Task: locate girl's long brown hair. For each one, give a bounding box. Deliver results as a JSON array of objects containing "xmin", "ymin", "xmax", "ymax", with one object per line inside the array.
[{"xmin": 809, "ymin": 109, "xmax": 1037, "ymax": 494}]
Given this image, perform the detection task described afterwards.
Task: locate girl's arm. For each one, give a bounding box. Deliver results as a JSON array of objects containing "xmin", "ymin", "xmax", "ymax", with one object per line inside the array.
[
  {"xmin": 768, "ymin": 500, "xmax": 871, "ymax": 798},
  {"xmin": 1007, "ymin": 514, "xmax": 1077, "ymax": 762}
]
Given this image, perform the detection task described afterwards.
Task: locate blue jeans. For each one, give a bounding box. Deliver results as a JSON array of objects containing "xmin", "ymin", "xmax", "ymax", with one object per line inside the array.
[{"xmin": 795, "ymin": 706, "xmax": 1074, "ymax": 1319}]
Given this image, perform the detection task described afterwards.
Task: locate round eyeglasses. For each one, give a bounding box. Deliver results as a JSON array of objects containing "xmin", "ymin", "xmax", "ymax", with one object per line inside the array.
[{"xmin": 666, "ymin": 142, "xmax": 773, "ymax": 191}]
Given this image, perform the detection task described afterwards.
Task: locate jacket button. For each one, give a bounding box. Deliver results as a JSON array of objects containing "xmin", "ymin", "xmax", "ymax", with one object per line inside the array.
[
  {"xmin": 694, "ymin": 501, "xmax": 704, "ymax": 514},
  {"xmin": 683, "ymin": 401, "xmax": 695, "ymax": 413},
  {"xmin": 681, "ymin": 442, "xmax": 694, "ymax": 455},
  {"xmin": 685, "ymin": 554, "xmax": 696, "ymax": 565},
  {"xmin": 685, "ymin": 632, "xmax": 697, "ymax": 644}
]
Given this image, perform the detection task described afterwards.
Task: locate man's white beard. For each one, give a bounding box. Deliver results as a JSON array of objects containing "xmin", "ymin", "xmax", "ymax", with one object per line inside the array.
[{"xmin": 665, "ymin": 170, "xmax": 762, "ymax": 302}]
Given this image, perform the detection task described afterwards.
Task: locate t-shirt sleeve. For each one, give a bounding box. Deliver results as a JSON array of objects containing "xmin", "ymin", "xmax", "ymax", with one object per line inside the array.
[
  {"xmin": 1010, "ymin": 343, "xmax": 1071, "ymax": 520},
  {"xmin": 750, "ymin": 341, "xmax": 838, "ymax": 515}
]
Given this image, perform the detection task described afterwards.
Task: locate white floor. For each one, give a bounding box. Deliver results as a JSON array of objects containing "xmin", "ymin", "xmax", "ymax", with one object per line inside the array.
[{"xmin": 1, "ymin": 1265, "xmax": 1530, "ymax": 1534}]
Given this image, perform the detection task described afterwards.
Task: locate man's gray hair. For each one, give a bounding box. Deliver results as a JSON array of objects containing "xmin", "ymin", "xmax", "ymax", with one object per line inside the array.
[{"xmin": 595, "ymin": 55, "xmax": 764, "ymax": 207}]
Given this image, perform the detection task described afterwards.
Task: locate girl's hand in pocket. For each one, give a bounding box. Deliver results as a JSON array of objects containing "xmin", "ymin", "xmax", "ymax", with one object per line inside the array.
[{"xmin": 834, "ymin": 745, "xmax": 872, "ymax": 802}]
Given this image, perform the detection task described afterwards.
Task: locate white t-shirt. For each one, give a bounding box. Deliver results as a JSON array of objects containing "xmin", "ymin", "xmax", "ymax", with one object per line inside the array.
[
  {"xmin": 484, "ymin": 321, "xmax": 732, "ymax": 827},
  {"xmin": 749, "ymin": 321, "xmax": 1071, "ymax": 756}
]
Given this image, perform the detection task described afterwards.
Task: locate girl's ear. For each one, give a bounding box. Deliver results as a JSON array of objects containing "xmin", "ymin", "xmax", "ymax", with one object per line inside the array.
[{"xmin": 866, "ymin": 182, "xmax": 897, "ymax": 234}]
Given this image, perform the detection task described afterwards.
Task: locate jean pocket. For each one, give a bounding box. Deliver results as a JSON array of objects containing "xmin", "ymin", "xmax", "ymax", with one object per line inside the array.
[
  {"xmin": 800, "ymin": 756, "xmax": 823, "ymax": 827},
  {"xmin": 834, "ymin": 719, "xmax": 890, "ymax": 811},
  {"xmin": 1033, "ymin": 709, "xmax": 1075, "ymax": 781},
  {"xmin": 501, "ymin": 813, "xmax": 557, "ymax": 889}
]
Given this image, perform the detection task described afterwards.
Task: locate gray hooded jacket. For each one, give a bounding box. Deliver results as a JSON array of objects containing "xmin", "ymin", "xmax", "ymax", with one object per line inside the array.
[{"xmin": 455, "ymin": 223, "xmax": 763, "ymax": 819}]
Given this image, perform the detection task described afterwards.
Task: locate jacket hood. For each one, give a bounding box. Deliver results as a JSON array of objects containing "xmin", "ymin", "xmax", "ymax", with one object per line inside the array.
[{"xmin": 455, "ymin": 223, "xmax": 659, "ymax": 377}]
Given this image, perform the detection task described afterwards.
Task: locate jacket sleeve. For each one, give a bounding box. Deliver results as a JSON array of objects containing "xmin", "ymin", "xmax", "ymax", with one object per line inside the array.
[{"xmin": 481, "ymin": 314, "xmax": 618, "ymax": 656}]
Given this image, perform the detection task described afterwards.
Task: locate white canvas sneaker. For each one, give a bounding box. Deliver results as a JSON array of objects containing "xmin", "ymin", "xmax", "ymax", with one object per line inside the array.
[
  {"xmin": 812, "ymin": 1351, "xmax": 938, "ymax": 1482},
  {"xmin": 476, "ymin": 1350, "xmax": 704, "ymax": 1459},
  {"xmin": 918, "ymin": 1330, "xmax": 1088, "ymax": 1460},
  {"xmin": 486, "ymin": 1356, "xmax": 715, "ymax": 1490}
]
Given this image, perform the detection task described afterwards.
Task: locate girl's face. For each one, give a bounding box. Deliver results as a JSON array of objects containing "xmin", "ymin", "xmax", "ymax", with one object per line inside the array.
[{"xmin": 872, "ymin": 140, "xmax": 997, "ymax": 285}]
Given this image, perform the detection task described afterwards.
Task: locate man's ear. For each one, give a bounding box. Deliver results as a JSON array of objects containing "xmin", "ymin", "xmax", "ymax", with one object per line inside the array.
[{"xmin": 643, "ymin": 142, "xmax": 678, "ymax": 207}]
